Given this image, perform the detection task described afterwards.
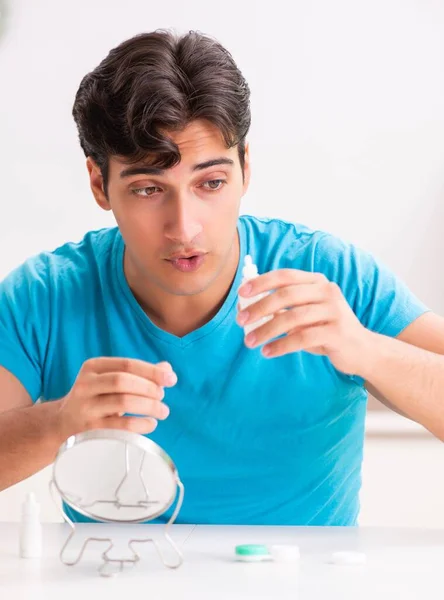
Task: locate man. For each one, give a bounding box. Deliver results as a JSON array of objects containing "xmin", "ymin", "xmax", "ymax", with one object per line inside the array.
[{"xmin": 0, "ymin": 30, "xmax": 443, "ymax": 526}]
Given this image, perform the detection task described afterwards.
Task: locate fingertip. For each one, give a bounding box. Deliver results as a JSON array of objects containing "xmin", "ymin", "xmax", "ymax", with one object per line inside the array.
[
  {"xmin": 239, "ymin": 282, "xmax": 252, "ymax": 297},
  {"xmin": 157, "ymin": 361, "xmax": 173, "ymax": 371},
  {"xmin": 126, "ymin": 416, "xmax": 158, "ymax": 434},
  {"xmin": 163, "ymin": 372, "xmax": 178, "ymax": 387},
  {"xmin": 159, "ymin": 404, "xmax": 170, "ymax": 419},
  {"xmin": 146, "ymin": 417, "xmax": 158, "ymax": 432}
]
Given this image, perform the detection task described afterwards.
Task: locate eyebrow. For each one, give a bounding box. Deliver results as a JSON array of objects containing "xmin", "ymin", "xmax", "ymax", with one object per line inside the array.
[{"xmin": 119, "ymin": 157, "xmax": 234, "ymax": 178}]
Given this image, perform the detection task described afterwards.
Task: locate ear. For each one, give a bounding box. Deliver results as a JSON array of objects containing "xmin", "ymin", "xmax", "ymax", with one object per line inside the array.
[
  {"xmin": 242, "ymin": 142, "xmax": 251, "ymax": 196},
  {"xmin": 87, "ymin": 157, "xmax": 111, "ymax": 211}
]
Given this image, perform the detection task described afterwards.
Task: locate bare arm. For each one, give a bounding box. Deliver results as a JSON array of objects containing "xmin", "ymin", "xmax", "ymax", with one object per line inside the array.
[
  {"xmin": 0, "ymin": 367, "xmax": 67, "ymax": 490},
  {"xmin": 361, "ymin": 313, "xmax": 444, "ymax": 440},
  {"xmin": 0, "ymin": 359, "xmax": 177, "ymax": 492}
]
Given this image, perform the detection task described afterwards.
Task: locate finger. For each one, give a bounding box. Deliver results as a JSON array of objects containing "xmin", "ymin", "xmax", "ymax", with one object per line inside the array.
[
  {"xmin": 82, "ymin": 357, "xmax": 178, "ymax": 387},
  {"xmin": 92, "ymin": 394, "xmax": 170, "ymax": 420},
  {"xmin": 262, "ymin": 324, "xmax": 330, "ymax": 358},
  {"xmin": 237, "ymin": 284, "xmax": 327, "ymax": 327},
  {"xmin": 102, "ymin": 416, "xmax": 158, "ymax": 435},
  {"xmin": 245, "ymin": 304, "xmax": 332, "ymax": 347},
  {"xmin": 156, "ymin": 361, "xmax": 174, "ymax": 371},
  {"xmin": 91, "ymin": 372, "xmax": 165, "ymax": 401},
  {"xmin": 239, "ymin": 269, "xmax": 325, "ymax": 298}
]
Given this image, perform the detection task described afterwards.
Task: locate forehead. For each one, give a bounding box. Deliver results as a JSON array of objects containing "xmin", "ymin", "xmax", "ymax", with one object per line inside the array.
[
  {"xmin": 109, "ymin": 120, "xmax": 238, "ymax": 178},
  {"xmin": 169, "ymin": 120, "xmax": 229, "ymax": 156}
]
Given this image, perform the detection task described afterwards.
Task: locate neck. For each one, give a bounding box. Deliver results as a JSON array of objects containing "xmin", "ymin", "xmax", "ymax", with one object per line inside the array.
[{"xmin": 124, "ymin": 234, "xmax": 240, "ymax": 338}]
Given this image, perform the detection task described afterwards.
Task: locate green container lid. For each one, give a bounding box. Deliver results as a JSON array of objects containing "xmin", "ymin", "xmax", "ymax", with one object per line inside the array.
[{"xmin": 235, "ymin": 544, "xmax": 269, "ymax": 557}]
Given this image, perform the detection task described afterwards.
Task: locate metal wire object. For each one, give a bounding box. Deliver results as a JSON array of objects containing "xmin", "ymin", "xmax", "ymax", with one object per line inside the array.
[{"xmin": 50, "ymin": 430, "xmax": 185, "ymax": 577}]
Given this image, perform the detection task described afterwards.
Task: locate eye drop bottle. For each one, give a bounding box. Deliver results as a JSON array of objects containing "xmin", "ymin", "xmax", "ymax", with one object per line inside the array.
[
  {"xmin": 19, "ymin": 492, "xmax": 42, "ymax": 559},
  {"xmin": 238, "ymin": 255, "xmax": 273, "ymax": 336}
]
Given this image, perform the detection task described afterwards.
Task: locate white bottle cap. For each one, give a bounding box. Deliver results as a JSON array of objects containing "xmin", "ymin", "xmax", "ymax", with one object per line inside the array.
[
  {"xmin": 242, "ymin": 255, "xmax": 258, "ymax": 279},
  {"xmin": 22, "ymin": 492, "xmax": 40, "ymax": 516},
  {"xmin": 270, "ymin": 544, "xmax": 300, "ymax": 562},
  {"xmin": 330, "ymin": 551, "xmax": 367, "ymax": 566}
]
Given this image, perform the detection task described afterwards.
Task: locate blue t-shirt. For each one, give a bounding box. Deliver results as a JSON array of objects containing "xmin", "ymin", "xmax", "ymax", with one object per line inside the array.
[{"xmin": 0, "ymin": 215, "xmax": 428, "ymax": 525}]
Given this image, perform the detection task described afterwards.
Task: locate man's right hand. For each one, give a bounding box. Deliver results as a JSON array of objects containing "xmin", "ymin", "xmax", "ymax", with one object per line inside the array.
[{"xmin": 57, "ymin": 357, "xmax": 177, "ymax": 438}]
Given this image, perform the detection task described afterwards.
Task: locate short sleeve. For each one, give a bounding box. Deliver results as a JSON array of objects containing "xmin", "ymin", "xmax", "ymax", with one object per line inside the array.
[
  {"xmin": 0, "ymin": 256, "xmax": 50, "ymax": 402},
  {"xmin": 312, "ymin": 233, "xmax": 430, "ymax": 338}
]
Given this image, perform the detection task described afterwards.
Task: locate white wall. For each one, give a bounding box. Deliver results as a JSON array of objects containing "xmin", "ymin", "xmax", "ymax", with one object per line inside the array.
[
  {"xmin": 1, "ymin": 0, "xmax": 444, "ymax": 309},
  {"xmin": 1, "ymin": 0, "xmax": 444, "ymax": 525}
]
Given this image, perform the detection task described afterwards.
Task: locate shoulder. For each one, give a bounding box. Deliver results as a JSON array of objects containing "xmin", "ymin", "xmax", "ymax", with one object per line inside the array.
[
  {"xmin": 0, "ymin": 227, "xmax": 119, "ymax": 301},
  {"xmin": 46, "ymin": 227, "xmax": 119, "ymax": 274},
  {"xmin": 239, "ymin": 214, "xmax": 383, "ymax": 286},
  {"xmin": 239, "ymin": 214, "xmax": 343, "ymax": 272},
  {"xmin": 239, "ymin": 214, "xmax": 318, "ymax": 243}
]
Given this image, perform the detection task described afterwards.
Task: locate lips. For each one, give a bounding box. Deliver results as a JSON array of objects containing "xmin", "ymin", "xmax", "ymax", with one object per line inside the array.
[
  {"xmin": 167, "ymin": 254, "xmax": 206, "ymax": 273},
  {"xmin": 168, "ymin": 251, "xmax": 205, "ymax": 260}
]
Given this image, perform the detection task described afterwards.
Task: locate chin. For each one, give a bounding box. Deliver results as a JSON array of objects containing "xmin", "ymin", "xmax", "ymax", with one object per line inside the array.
[
  {"xmin": 164, "ymin": 282, "xmax": 212, "ymax": 297},
  {"xmin": 160, "ymin": 272, "xmax": 217, "ymax": 297}
]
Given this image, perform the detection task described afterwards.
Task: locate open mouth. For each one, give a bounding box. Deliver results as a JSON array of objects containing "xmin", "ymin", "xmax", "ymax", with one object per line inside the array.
[{"xmin": 168, "ymin": 254, "xmax": 206, "ymax": 273}]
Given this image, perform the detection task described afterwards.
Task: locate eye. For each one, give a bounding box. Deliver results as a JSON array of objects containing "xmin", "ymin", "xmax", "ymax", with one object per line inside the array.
[
  {"xmin": 201, "ymin": 179, "xmax": 226, "ymax": 191},
  {"xmin": 131, "ymin": 186, "xmax": 162, "ymax": 197}
]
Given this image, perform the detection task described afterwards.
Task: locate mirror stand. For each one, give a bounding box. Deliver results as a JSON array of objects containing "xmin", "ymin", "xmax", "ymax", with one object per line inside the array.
[{"xmin": 49, "ymin": 477, "xmax": 184, "ymax": 577}]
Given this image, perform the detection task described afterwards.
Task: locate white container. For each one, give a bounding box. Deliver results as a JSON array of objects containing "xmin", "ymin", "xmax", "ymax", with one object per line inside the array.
[
  {"xmin": 238, "ymin": 255, "xmax": 273, "ymax": 335},
  {"xmin": 19, "ymin": 492, "xmax": 42, "ymax": 558},
  {"xmin": 270, "ymin": 544, "xmax": 301, "ymax": 563}
]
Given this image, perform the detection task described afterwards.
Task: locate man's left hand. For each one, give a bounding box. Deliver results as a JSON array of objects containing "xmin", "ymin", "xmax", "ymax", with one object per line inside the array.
[{"xmin": 237, "ymin": 269, "xmax": 374, "ymax": 375}]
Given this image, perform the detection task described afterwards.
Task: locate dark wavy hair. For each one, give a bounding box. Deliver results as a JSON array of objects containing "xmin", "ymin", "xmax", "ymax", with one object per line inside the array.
[{"xmin": 72, "ymin": 30, "xmax": 251, "ymax": 190}]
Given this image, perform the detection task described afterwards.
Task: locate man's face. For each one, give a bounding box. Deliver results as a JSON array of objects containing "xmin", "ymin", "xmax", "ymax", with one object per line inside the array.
[{"xmin": 89, "ymin": 120, "xmax": 250, "ymax": 296}]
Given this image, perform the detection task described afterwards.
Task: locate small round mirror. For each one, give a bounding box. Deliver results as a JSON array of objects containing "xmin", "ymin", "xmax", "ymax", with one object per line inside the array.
[{"xmin": 53, "ymin": 429, "xmax": 180, "ymax": 523}]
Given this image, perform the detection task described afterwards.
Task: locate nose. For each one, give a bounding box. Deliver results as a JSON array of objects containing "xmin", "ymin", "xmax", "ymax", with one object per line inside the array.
[{"xmin": 164, "ymin": 196, "xmax": 203, "ymax": 245}]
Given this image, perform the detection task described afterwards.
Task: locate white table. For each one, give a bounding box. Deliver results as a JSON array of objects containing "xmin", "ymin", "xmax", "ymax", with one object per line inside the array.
[{"xmin": 1, "ymin": 522, "xmax": 443, "ymax": 599}]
